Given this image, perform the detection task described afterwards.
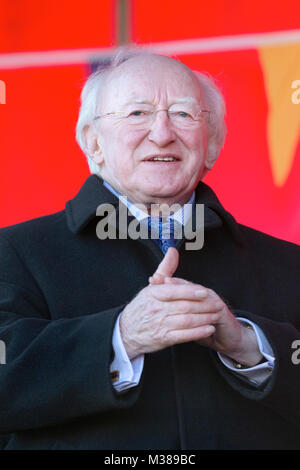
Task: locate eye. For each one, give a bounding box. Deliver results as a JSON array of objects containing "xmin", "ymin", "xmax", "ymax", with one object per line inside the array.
[
  {"xmin": 176, "ymin": 111, "xmax": 193, "ymax": 119},
  {"xmin": 128, "ymin": 110, "xmax": 147, "ymax": 117}
]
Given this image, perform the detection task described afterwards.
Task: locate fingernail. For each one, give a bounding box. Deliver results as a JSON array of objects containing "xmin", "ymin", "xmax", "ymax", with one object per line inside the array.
[
  {"xmin": 195, "ymin": 289, "xmax": 206, "ymax": 298},
  {"xmin": 206, "ymin": 326, "xmax": 215, "ymax": 334},
  {"xmin": 215, "ymin": 301, "xmax": 223, "ymax": 310}
]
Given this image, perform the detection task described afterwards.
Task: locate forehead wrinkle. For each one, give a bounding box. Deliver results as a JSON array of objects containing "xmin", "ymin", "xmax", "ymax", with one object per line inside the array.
[
  {"xmin": 121, "ymin": 96, "xmax": 200, "ymax": 107},
  {"xmin": 174, "ymin": 97, "xmax": 199, "ymax": 104},
  {"xmin": 123, "ymin": 98, "xmax": 153, "ymax": 105}
]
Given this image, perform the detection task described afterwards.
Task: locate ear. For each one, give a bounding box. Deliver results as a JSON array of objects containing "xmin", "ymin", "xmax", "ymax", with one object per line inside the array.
[
  {"xmin": 204, "ymin": 155, "xmax": 217, "ymax": 170},
  {"xmin": 204, "ymin": 141, "xmax": 219, "ymax": 170},
  {"xmin": 82, "ymin": 124, "xmax": 104, "ymax": 165}
]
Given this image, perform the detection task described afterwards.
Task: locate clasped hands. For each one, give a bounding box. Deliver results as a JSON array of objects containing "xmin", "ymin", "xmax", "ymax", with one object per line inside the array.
[{"xmin": 120, "ymin": 248, "xmax": 263, "ymax": 366}]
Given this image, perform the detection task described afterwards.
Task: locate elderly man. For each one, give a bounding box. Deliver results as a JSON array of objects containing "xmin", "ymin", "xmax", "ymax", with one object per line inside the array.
[{"xmin": 0, "ymin": 50, "xmax": 300, "ymax": 450}]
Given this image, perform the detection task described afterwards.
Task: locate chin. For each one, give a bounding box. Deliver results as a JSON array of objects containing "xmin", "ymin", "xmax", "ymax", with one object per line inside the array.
[{"xmin": 143, "ymin": 186, "xmax": 186, "ymax": 202}]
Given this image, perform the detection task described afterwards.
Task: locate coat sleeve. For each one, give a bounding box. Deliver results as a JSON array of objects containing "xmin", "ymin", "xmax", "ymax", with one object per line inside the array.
[
  {"xmin": 211, "ymin": 310, "xmax": 300, "ymax": 427},
  {"xmin": 0, "ymin": 233, "xmax": 141, "ymax": 434},
  {"xmin": 210, "ymin": 226, "xmax": 300, "ymax": 427}
]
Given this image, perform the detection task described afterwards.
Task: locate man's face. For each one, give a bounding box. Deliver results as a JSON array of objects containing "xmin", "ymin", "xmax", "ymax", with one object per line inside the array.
[{"xmin": 91, "ymin": 55, "xmax": 211, "ymax": 206}]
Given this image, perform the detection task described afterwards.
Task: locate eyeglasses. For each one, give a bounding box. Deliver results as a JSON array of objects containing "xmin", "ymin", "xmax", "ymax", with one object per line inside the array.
[{"xmin": 92, "ymin": 108, "xmax": 211, "ymax": 130}]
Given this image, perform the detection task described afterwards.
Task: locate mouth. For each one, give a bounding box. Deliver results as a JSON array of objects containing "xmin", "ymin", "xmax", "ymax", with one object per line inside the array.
[{"xmin": 142, "ymin": 154, "xmax": 181, "ymax": 162}]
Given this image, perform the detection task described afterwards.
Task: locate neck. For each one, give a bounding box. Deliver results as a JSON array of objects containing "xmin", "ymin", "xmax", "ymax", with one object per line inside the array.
[
  {"xmin": 144, "ymin": 202, "xmax": 184, "ymax": 217},
  {"xmin": 136, "ymin": 193, "xmax": 195, "ymax": 217},
  {"xmin": 102, "ymin": 179, "xmax": 194, "ymax": 217}
]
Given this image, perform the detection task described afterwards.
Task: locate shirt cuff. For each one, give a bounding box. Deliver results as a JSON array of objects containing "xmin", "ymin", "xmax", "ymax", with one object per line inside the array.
[
  {"xmin": 217, "ymin": 317, "xmax": 275, "ymax": 386},
  {"xmin": 110, "ymin": 313, "xmax": 144, "ymax": 392}
]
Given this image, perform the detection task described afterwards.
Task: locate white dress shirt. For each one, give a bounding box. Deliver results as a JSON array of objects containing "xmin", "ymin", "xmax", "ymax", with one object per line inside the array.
[{"xmin": 103, "ymin": 181, "xmax": 275, "ymax": 392}]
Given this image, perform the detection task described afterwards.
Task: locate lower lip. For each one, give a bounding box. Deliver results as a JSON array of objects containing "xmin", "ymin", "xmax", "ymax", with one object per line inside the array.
[{"xmin": 142, "ymin": 160, "xmax": 180, "ymax": 165}]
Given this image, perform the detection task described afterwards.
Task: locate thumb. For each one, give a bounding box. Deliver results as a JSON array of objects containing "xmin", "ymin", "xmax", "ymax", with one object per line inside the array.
[{"xmin": 149, "ymin": 247, "xmax": 179, "ymax": 284}]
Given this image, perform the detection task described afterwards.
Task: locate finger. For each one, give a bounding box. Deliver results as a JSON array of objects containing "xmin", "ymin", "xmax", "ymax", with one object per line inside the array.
[
  {"xmin": 164, "ymin": 280, "xmax": 221, "ymax": 305},
  {"xmin": 153, "ymin": 247, "xmax": 179, "ymax": 278},
  {"xmin": 149, "ymin": 275, "xmax": 194, "ymax": 286},
  {"xmin": 167, "ymin": 325, "xmax": 215, "ymax": 345},
  {"xmin": 149, "ymin": 273, "xmax": 165, "ymax": 285},
  {"xmin": 166, "ymin": 312, "xmax": 221, "ymax": 330},
  {"xmin": 164, "ymin": 277, "xmax": 193, "ymax": 285},
  {"xmin": 165, "ymin": 298, "xmax": 224, "ymax": 316},
  {"xmin": 151, "ymin": 283, "xmax": 209, "ymax": 302}
]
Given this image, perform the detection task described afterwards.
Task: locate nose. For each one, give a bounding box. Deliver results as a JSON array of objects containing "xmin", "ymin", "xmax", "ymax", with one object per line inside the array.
[{"xmin": 147, "ymin": 109, "xmax": 176, "ymax": 147}]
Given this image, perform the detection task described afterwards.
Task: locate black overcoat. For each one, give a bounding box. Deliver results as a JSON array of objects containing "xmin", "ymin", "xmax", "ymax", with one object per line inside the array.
[{"xmin": 0, "ymin": 175, "xmax": 300, "ymax": 450}]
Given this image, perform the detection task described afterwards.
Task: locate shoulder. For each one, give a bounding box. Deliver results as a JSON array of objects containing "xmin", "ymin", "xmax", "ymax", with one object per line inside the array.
[
  {"xmin": 0, "ymin": 210, "xmax": 66, "ymax": 236},
  {"xmin": 238, "ymin": 223, "xmax": 300, "ymax": 275},
  {"xmin": 239, "ymin": 223, "xmax": 300, "ymax": 252},
  {"xmin": 0, "ymin": 210, "xmax": 67, "ymax": 253},
  {"xmin": 0, "ymin": 212, "xmax": 67, "ymax": 301}
]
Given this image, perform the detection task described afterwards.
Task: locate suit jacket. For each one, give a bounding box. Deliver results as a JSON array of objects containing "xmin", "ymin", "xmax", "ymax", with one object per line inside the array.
[{"xmin": 0, "ymin": 174, "xmax": 300, "ymax": 450}]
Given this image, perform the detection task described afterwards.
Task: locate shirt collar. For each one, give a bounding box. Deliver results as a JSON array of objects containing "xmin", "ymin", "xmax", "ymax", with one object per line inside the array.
[
  {"xmin": 103, "ymin": 180, "xmax": 195, "ymax": 227},
  {"xmin": 65, "ymin": 174, "xmax": 244, "ymax": 246}
]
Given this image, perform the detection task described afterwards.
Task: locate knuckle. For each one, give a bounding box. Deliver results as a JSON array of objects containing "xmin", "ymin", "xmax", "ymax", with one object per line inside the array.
[
  {"xmin": 149, "ymin": 284, "xmax": 163, "ymax": 299},
  {"xmin": 151, "ymin": 300, "xmax": 162, "ymax": 314},
  {"xmin": 151, "ymin": 317, "xmax": 169, "ymax": 345}
]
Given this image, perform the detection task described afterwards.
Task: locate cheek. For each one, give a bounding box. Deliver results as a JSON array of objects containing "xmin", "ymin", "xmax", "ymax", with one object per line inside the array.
[
  {"xmin": 187, "ymin": 133, "xmax": 209, "ymax": 160},
  {"xmin": 122, "ymin": 129, "xmax": 145, "ymax": 150},
  {"xmin": 191, "ymin": 129, "xmax": 209, "ymax": 149},
  {"xmin": 110, "ymin": 129, "xmax": 142, "ymax": 155},
  {"xmin": 115, "ymin": 133, "xmax": 145, "ymax": 172},
  {"xmin": 108, "ymin": 143, "xmax": 137, "ymax": 178}
]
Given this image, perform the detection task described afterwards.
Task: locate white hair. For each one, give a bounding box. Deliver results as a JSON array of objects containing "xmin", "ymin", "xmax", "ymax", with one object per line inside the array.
[
  {"xmin": 75, "ymin": 48, "xmax": 227, "ymax": 175},
  {"xmin": 192, "ymin": 71, "xmax": 227, "ymax": 160}
]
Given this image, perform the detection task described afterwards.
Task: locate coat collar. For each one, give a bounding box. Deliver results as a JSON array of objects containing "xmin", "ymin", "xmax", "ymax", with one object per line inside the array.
[{"xmin": 65, "ymin": 174, "xmax": 243, "ymax": 245}]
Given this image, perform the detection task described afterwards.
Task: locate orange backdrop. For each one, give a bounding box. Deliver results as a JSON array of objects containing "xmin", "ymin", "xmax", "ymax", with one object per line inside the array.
[{"xmin": 0, "ymin": 0, "xmax": 299, "ymax": 244}]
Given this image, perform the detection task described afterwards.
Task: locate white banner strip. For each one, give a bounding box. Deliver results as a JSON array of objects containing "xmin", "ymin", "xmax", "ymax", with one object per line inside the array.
[{"xmin": 0, "ymin": 29, "xmax": 299, "ymax": 70}]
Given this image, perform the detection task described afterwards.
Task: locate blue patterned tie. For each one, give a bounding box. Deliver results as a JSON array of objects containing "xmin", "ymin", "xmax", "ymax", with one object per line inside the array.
[{"xmin": 148, "ymin": 216, "xmax": 176, "ymax": 254}]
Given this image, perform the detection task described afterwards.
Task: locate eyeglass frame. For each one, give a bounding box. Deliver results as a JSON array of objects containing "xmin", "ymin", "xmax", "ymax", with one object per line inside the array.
[{"xmin": 92, "ymin": 108, "xmax": 212, "ymax": 126}]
